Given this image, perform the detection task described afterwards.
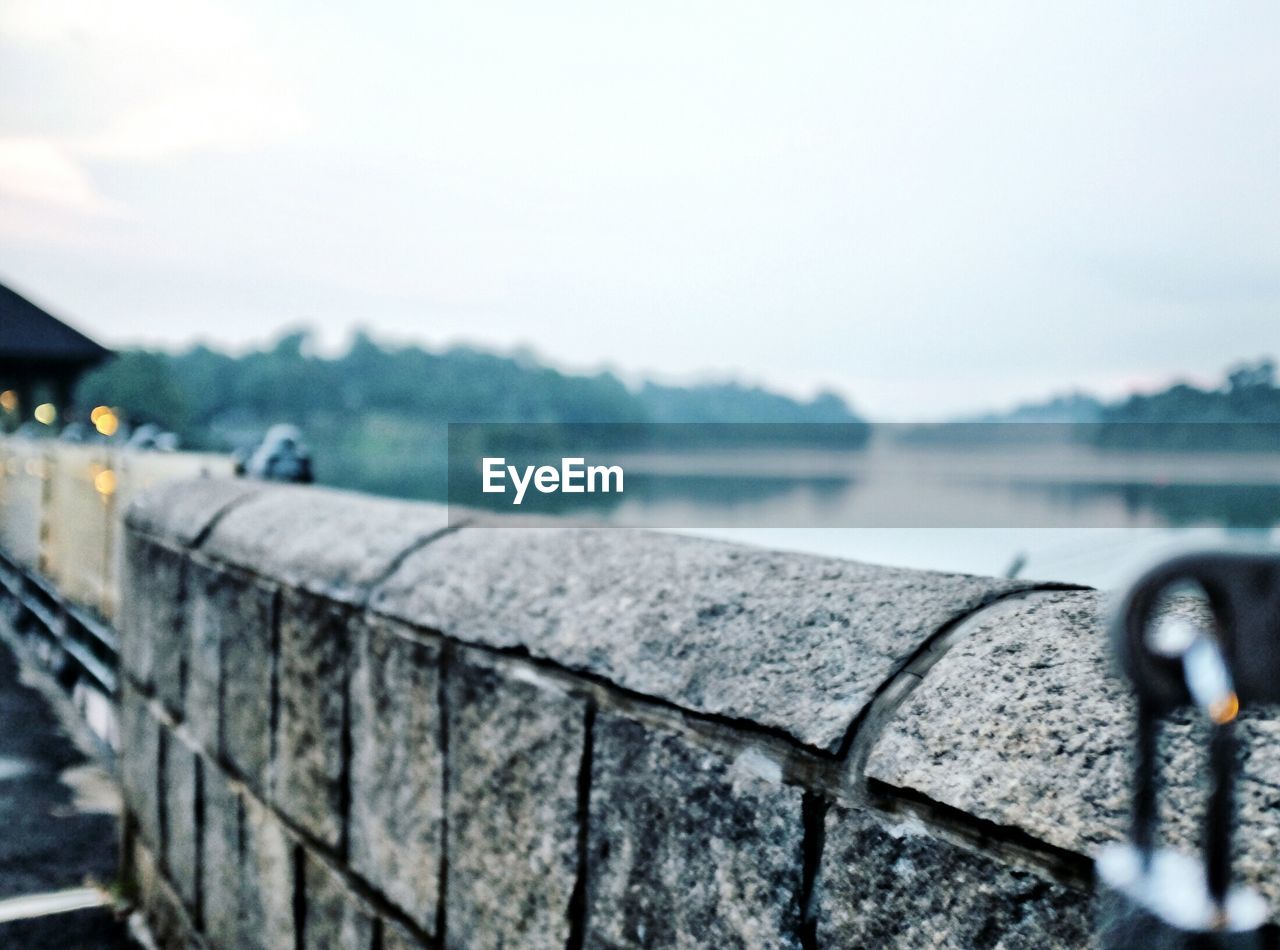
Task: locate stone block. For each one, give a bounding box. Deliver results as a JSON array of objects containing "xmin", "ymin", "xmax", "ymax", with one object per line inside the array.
[
  {"xmin": 201, "ymin": 486, "xmax": 449, "ymax": 605},
  {"xmin": 240, "ymin": 793, "xmax": 297, "ymax": 950},
  {"xmin": 347, "ymin": 617, "xmax": 442, "ymax": 934},
  {"xmin": 302, "ymin": 853, "xmax": 377, "ymax": 950},
  {"xmin": 130, "ymin": 835, "xmax": 198, "ymax": 950},
  {"xmin": 161, "ymin": 733, "xmax": 201, "ymax": 917},
  {"xmin": 274, "ymin": 588, "xmax": 351, "ymax": 848},
  {"xmin": 867, "ymin": 588, "xmax": 1280, "ymax": 907},
  {"xmin": 182, "ymin": 561, "xmax": 218, "ymax": 752},
  {"xmin": 585, "ymin": 712, "xmax": 805, "ymax": 948},
  {"xmin": 814, "ymin": 804, "xmax": 1091, "ymax": 948},
  {"xmin": 372, "ymin": 528, "xmax": 1032, "ymax": 750},
  {"xmin": 200, "ymin": 766, "xmax": 241, "ymax": 948},
  {"xmin": 188, "ymin": 562, "xmax": 277, "ymax": 785},
  {"xmin": 119, "ymin": 535, "xmax": 186, "ymax": 706},
  {"xmin": 869, "ymin": 592, "xmax": 1127, "ymax": 849},
  {"xmin": 119, "ymin": 681, "xmax": 162, "ymax": 851},
  {"xmin": 445, "ymin": 650, "xmax": 583, "ymax": 949}
]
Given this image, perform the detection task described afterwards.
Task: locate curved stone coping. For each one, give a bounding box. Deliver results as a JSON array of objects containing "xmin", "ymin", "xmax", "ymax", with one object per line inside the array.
[
  {"xmin": 368, "ymin": 528, "xmax": 1040, "ymax": 752},
  {"xmin": 128, "ymin": 479, "xmax": 1041, "ymax": 753},
  {"xmin": 867, "ymin": 589, "xmax": 1280, "ymax": 904},
  {"xmin": 200, "ymin": 485, "xmax": 453, "ymax": 605},
  {"xmin": 129, "ymin": 480, "xmax": 452, "ymax": 605},
  {"xmin": 125, "ymin": 477, "xmax": 263, "ymax": 547}
]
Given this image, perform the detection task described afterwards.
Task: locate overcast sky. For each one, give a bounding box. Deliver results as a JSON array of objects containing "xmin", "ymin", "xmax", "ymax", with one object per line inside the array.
[{"xmin": 1, "ymin": 2, "xmax": 1276, "ymax": 419}]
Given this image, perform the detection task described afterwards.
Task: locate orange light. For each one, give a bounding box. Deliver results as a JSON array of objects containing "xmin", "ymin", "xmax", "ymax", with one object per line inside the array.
[
  {"xmin": 93, "ymin": 468, "xmax": 117, "ymax": 497},
  {"xmin": 90, "ymin": 405, "xmax": 110, "ymax": 423},
  {"xmin": 93, "ymin": 410, "xmax": 119, "ymax": 436},
  {"xmin": 0, "ymin": 390, "xmax": 16, "ymax": 412},
  {"xmin": 1210, "ymin": 692, "xmax": 1239, "ymax": 725}
]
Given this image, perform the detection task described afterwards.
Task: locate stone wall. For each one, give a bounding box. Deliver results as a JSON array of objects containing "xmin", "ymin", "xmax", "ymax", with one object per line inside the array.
[{"xmin": 117, "ymin": 478, "xmax": 1280, "ymax": 949}]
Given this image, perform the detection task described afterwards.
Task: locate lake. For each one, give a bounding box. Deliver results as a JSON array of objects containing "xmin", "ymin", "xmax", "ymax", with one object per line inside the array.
[
  {"xmin": 325, "ymin": 428, "xmax": 1280, "ymax": 589},
  {"xmin": 460, "ymin": 440, "xmax": 1280, "ymax": 588}
]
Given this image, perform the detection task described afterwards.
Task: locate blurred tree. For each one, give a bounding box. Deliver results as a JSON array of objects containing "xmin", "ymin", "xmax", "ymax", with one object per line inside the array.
[
  {"xmin": 75, "ymin": 352, "xmax": 192, "ymax": 436},
  {"xmin": 73, "ymin": 327, "xmax": 870, "ymax": 491},
  {"xmin": 1093, "ymin": 358, "xmax": 1280, "ymax": 450}
]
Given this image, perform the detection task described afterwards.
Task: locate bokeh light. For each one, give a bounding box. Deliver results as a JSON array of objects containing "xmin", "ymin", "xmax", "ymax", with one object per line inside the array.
[
  {"xmin": 93, "ymin": 468, "xmax": 118, "ymax": 497},
  {"xmin": 93, "ymin": 409, "xmax": 119, "ymax": 436}
]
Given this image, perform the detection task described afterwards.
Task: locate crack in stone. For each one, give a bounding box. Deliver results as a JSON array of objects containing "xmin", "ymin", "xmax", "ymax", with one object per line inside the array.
[
  {"xmin": 189, "ymin": 489, "xmax": 264, "ymax": 551},
  {"xmin": 866, "ymin": 777, "xmax": 1095, "ymax": 891},
  {"xmin": 292, "ymin": 842, "xmax": 306, "ymax": 950},
  {"xmin": 564, "ymin": 699, "xmax": 596, "ymax": 950},
  {"xmin": 435, "ymin": 642, "xmax": 452, "ymax": 945},
  {"xmin": 839, "ymin": 585, "xmax": 1086, "ymax": 778},
  {"xmin": 798, "ymin": 790, "xmax": 830, "ymax": 950},
  {"xmin": 359, "ymin": 523, "xmax": 471, "ymax": 608},
  {"xmin": 836, "ymin": 586, "xmax": 1100, "ymax": 891}
]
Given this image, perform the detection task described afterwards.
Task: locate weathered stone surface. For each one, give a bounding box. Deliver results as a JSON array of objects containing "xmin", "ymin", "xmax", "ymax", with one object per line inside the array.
[
  {"xmin": 445, "ymin": 650, "xmax": 583, "ymax": 950},
  {"xmin": 372, "ymin": 528, "xmax": 1031, "ymax": 750},
  {"xmin": 868, "ymin": 592, "xmax": 1127, "ymax": 850},
  {"xmin": 202, "ymin": 486, "xmax": 449, "ymax": 605},
  {"xmin": 190, "ymin": 563, "xmax": 277, "ymax": 787},
  {"xmin": 347, "ymin": 617, "xmax": 441, "ymax": 935},
  {"xmin": 200, "ymin": 767, "xmax": 241, "ymax": 948},
  {"xmin": 240, "ymin": 793, "xmax": 297, "ymax": 950},
  {"xmin": 125, "ymin": 477, "xmax": 262, "ymax": 547},
  {"xmin": 131, "ymin": 836, "xmax": 198, "ymax": 950},
  {"xmin": 117, "ymin": 534, "xmax": 153, "ymax": 687},
  {"xmin": 120, "ymin": 535, "xmax": 186, "ymax": 707},
  {"xmin": 161, "ymin": 734, "xmax": 201, "ymax": 916},
  {"xmin": 302, "ymin": 853, "xmax": 377, "ymax": 950},
  {"xmin": 185, "ymin": 572, "xmax": 219, "ymax": 753},
  {"xmin": 119, "ymin": 682, "xmax": 162, "ymax": 851},
  {"xmin": 382, "ymin": 918, "xmax": 429, "ymax": 950},
  {"xmin": 814, "ymin": 804, "xmax": 1091, "ymax": 948},
  {"xmin": 202, "ymin": 771, "xmax": 306, "ymax": 950},
  {"xmin": 183, "ymin": 561, "xmax": 220, "ymax": 752},
  {"xmin": 274, "ymin": 588, "xmax": 350, "ymax": 848},
  {"xmin": 867, "ymin": 589, "xmax": 1280, "ymax": 907},
  {"xmin": 586, "ymin": 712, "xmax": 805, "ymax": 949}
]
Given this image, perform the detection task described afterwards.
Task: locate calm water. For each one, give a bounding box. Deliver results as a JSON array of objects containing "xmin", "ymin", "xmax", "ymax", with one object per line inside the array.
[
  {"xmin": 678, "ymin": 525, "xmax": 1278, "ymax": 589},
  {"xmin": 565, "ymin": 442, "xmax": 1280, "ymax": 588},
  {"xmin": 341, "ymin": 436, "xmax": 1280, "ymax": 588}
]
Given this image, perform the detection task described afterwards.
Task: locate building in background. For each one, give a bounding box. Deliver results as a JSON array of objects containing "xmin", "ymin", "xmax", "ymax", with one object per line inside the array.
[{"xmin": 0, "ymin": 281, "xmax": 111, "ymax": 432}]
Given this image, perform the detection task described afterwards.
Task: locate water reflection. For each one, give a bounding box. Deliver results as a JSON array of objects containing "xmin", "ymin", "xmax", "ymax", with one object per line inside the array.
[
  {"xmin": 328, "ymin": 422, "xmax": 1280, "ymax": 586},
  {"xmin": 448, "ymin": 441, "xmax": 1280, "ymax": 530}
]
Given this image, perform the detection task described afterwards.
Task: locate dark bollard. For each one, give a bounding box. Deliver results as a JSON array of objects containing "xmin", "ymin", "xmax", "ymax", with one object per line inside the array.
[{"xmin": 242, "ymin": 423, "xmax": 314, "ymax": 483}]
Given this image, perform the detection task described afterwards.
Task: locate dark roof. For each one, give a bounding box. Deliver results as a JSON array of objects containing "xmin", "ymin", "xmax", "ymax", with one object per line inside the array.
[{"xmin": 0, "ymin": 280, "xmax": 111, "ymax": 364}]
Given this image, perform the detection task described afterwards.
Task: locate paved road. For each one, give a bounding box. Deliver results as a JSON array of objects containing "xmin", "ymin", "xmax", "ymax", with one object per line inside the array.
[{"xmin": 0, "ymin": 633, "xmax": 134, "ymax": 947}]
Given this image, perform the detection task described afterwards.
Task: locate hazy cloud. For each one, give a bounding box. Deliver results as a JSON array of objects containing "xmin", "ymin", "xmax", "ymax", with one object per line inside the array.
[
  {"xmin": 1, "ymin": 1, "xmax": 1276, "ymax": 418},
  {"xmin": 0, "ymin": 137, "xmax": 118, "ymax": 213},
  {"xmin": 0, "ymin": 0, "xmax": 303, "ymax": 163}
]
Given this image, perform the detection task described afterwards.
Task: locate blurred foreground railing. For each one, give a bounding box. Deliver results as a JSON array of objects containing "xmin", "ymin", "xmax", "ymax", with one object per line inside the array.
[{"xmin": 0, "ymin": 436, "xmax": 232, "ymax": 744}]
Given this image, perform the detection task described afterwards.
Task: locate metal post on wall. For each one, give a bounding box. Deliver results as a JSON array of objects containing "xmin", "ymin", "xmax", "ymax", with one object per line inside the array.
[{"xmin": 1097, "ymin": 551, "xmax": 1280, "ymax": 949}]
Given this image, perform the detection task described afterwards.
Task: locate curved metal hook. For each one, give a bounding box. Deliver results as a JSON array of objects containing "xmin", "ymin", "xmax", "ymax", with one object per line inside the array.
[{"xmin": 1112, "ymin": 551, "xmax": 1280, "ymax": 912}]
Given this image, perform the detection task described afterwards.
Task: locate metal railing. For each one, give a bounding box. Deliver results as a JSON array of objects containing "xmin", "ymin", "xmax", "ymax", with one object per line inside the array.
[{"xmin": 0, "ymin": 437, "xmax": 232, "ymax": 742}]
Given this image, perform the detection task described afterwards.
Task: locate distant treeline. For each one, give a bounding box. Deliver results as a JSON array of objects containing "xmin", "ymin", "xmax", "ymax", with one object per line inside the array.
[
  {"xmin": 1090, "ymin": 359, "xmax": 1280, "ymax": 450},
  {"xmin": 72, "ymin": 330, "xmax": 866, "ymax": 497},
  {"xmin": 910, "ymin": 359, "xmax": 1280, "ymax": 451},
  {"xmin": 74, "ymin": 330, "xmax": 863, "ymax": 443}
]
